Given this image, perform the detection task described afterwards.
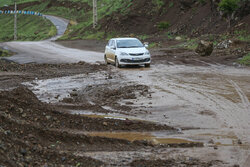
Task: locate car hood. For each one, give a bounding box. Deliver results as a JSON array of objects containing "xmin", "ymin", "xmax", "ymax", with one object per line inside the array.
[{"xmin": 117, "ymin": 47, "xmax": 148, "ymax": 54}]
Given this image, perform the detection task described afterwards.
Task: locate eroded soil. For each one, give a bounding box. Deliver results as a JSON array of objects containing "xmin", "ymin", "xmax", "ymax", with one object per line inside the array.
[{"xmin": 0, "ymin": 41, "xmax": 250, "ymax": 166}]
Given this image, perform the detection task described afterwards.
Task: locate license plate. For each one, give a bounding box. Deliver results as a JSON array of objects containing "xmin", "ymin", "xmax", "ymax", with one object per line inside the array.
[{"xmin": 132, "ymin": 58, "xmax": 141, "ymax": 61}]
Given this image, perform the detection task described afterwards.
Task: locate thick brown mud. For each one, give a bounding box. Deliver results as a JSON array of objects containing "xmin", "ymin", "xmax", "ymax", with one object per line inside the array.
[{"xmin": 0, "ymin": 42, "xmax": 250, "ymax": 166}]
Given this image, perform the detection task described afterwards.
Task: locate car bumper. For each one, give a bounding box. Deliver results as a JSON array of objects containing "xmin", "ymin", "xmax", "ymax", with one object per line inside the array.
[{"xmin": 118, "ymin": 56, "xmax": 151, "ymax": 65}]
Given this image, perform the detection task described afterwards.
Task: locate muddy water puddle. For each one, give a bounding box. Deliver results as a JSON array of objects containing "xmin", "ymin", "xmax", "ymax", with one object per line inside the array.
[
  {"xmin": 87, "ymin": 131, "xmax": 201, "ymax": 145},
  {"xmin": 23, "ymin": 71, "xmax": 118, "ymax": 103}
]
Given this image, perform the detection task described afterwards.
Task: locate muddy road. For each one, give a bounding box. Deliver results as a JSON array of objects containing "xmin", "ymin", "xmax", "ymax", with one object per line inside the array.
[{"xmin": 1, "ymin": 15, "xmax": 250, "ymax": 167}]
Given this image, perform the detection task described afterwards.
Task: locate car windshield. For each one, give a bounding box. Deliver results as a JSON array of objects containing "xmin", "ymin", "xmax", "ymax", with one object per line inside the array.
[{"xmin": 117, "ymin": 39, "xmax": 144, "ymax": 48}]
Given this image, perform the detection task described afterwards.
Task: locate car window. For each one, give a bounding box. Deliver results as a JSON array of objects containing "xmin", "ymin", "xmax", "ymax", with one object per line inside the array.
[
  {"xmin": 110, "ymin": 40, "xmax": 115, "ymax": 48},
  {"xmin": 107, "ymin": 40, "xmax": 111, "ymax": 46},
  {"xmin": 117, "ymin": 39, "xmax": 143, "ymax": 48}
]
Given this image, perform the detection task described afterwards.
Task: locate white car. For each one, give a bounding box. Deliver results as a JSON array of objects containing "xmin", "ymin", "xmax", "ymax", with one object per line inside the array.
[{"xmin": 104, "ymin": 38, "xmax": 151, "ymax": 68}]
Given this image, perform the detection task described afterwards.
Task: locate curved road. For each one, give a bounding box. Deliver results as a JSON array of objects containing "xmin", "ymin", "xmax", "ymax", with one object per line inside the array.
[{"xmin": 0, "ymin": 15, "xmax": 103, "ymax": 64}]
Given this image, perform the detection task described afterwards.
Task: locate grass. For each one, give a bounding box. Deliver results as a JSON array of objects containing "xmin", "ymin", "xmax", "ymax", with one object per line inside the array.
[
  {"xmin": 157, "ymin": 21, "xmax": 171, "ymax": 30},
  {"xmin": 234, "ymin": 30, "xmax": 250, "ymax": 42},
  {"xmin": 0, "ymin": 0, "xmax": 35, "ymax": 7},
  {"xmin": 20, "ymin": 0, "xmax": 132, "ymax": 40},
  {"xmin": 0, "ymin": 48, "xmax": 12, "ymax": 57},
  {"xmin": 238, "ymin": 53, "xmax": 250, "ymax": 66},
  {"xmin": 0, "ymin": 15, "xmax": 56, "ymax": 41}
]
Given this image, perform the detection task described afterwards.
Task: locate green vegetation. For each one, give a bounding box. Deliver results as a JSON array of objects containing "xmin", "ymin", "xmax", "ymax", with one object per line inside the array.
[
  {"xmin": 234, "ymin": 30, "xmax": 250, "ymax": 42},
  {"xmin": 219, "ymin": 0, "xmax": 240, "ymax": 27},
  {"xmin": 238, "ymin": 53, "xmax": 250, "ymax": 66},
  {"xmin": 152, "ymin": 0, "xmax": 165, "ymax": 10},
  {"xmin": 148, "ymin": 42, "xmax": 157, "ymax": 48},
  {"xmin": 169, "ymin": 2, "xmax": 174, "ymax": 8},
  {"xmin": 198, "ymin": 0, "xmax": 206, "ymax": 5},
  {"xmin": 20, "ymin": 0, "xmax": 133, "ymax": 40},
  {"xmin": 0, "ymin": 0, "xmax": 35, "ymax": 7},
  {"xmin": 219, "ymin": 0, "xmax": 240, "ymax": 14},
  {"xmin": 157, "ymin": 21, "xmax": 171, "ymax": 30},
  {"xmin": 0, "ymin": 48, "xmax": 12, "ymax": 57},
  {"xmin": 0, "ymin": 15, "xmax": 56, "ymax": 41}
]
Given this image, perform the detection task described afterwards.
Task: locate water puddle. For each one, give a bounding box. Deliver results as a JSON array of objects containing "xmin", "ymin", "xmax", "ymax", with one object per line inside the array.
[{"xmin": 87, "ymin": 131, "xmax": 202, "ymax": 145}]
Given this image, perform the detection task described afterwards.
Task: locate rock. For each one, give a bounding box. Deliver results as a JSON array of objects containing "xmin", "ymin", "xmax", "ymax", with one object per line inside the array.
[
  {"xmin": 20, "ymin": 148, "xmax": 27, "ymax": 156},
  {"xmin": 70, "ymin": 92, "xmax": 78, "ymax": 97},
  {"xmin": 175, "ymin": 36, "xmax": 182, "ymax": 40},
  {"xmin": 18, "ymin": 108, "xmax": 24, "ymax": 113},
  {"xmin": 208, "ymin": 139, "xmax": 214, "ymax": 144},
  {"xmin": 195, "ymin": 40, "xmax": 214, "ymax": 56},
  {"xmin": 216, "ymin": 40, "xmax": 232, "ymax": 49},
  {"xmin": 61, "ymin": 157, "xmax": 66, "ymax": 161},
  {"xmin": 46, "ymin": 115, "xmax": 52, "ymax": 120},
  {"xmin": 0, "ymin": 143, "xmax": 6, "ymax": 151},
  {"xmin": 103, "ymin": 122, "xmax": 108, "ymax": 126}
]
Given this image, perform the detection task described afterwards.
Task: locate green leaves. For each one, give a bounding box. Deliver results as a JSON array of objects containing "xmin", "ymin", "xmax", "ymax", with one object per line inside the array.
[{"xmin": 219, "ymin": 0, "xmax": 240, "ymax": 14}]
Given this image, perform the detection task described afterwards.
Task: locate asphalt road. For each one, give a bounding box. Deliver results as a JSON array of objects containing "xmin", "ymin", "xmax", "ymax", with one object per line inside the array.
[{"xmin": 0, "ymin": 15, "xmax": 104, "ymax": 64}]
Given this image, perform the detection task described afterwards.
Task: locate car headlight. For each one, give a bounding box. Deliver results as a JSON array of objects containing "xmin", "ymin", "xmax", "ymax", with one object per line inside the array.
[
  {"xmin": 120, "ymin": 52, "xmax": 129, "ymax": 56},
  {"xmin": 145, "ymin": 51, "xmax": 150, "ymax": 55}
]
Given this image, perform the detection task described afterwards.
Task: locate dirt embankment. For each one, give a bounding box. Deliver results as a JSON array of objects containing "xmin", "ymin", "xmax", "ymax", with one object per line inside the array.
[{"xmin": 99, "ymin": 0, "xmax": 250, "ymax": 36}]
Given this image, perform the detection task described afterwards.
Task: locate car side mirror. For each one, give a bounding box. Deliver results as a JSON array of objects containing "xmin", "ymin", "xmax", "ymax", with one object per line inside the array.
[
  {"xmin": 144, "ymin": 42, "xmax": 149, "ymax": 48},
  {"xmin": 111, "ymin": 46, "xmax": 116, "ymax": 50}
]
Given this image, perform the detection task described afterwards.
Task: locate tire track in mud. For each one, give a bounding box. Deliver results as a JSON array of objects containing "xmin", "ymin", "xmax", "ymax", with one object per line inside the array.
[{"xmin": 152, "ymin": 68, "xmax": 242, "ymax": 128}]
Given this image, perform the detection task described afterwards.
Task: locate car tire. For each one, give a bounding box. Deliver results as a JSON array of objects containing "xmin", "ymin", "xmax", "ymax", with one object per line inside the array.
[
  {"xmin": 115, "ymin": 57, "xmax": 121, "ymax": 68},
  {"xmin": 145, "ymin": 64, "xmax": 150, "ymax": 68},
  {"xmin": 104, "ymin": 55, "xmax": 110, "ymax": 65}
]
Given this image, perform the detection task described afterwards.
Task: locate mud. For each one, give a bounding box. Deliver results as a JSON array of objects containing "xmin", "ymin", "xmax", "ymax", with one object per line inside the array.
[{"xmin": 1, "ymin": 41, "xmax": 250, "ymax": 166}]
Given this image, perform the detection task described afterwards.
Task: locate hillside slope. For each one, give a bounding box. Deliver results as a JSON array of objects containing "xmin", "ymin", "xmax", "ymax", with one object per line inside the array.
[
  {"xmin": 0, "ymin": 15, "xmax": 56, "ymax": 41},
  {"xmin": 1, "ymin": 0, "xmax": 250, "ymax": 41}
]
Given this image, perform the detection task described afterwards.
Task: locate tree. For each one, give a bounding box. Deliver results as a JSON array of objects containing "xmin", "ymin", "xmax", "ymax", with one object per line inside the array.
[{"xmin": 219, "ymin": 0, "xmax": 240, "ymax": 28}]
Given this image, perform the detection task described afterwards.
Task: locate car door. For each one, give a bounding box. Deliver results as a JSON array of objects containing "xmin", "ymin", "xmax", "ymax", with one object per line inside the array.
[
  {"xmin": 105, "ymin": 40, "xmax": 112, "ymax": 61},
  {"xmin": 110, "ymin": 40, "xmax": 116, "ymax": 63}
]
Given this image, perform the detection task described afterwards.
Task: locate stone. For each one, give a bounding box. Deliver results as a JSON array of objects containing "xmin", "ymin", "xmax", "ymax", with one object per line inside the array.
[
  {"xmin": 103, "ymin": 122, "xmax": 108, "ymax": 126},
  {"xmin": 46, "ymin": 115, "xmax": 51, "ymax": 120},
  {"xmin": 20, "ymin": 148, "xmax": 27, "ymax": 156},
  {"xmin": 18, "ymin": 108, "xmax": 24, "ymax": 113},
  {"xmin": 175, "ymin": 36, "xmax": 182, "ymax": 41},
  {"xmin": 216, "ymin": 40, "xmax": 232, "ymax": 49},
  {"xmin": 195, "ymin": 40, "xmax": 214, "ymax": 56}
]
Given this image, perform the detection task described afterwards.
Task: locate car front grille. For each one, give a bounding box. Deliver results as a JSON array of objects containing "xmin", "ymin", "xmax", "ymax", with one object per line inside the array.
[
  {"xmin": 129, "ymin": 53, "xmax": 144, "ymax": 56},
  {"xmin": 120, "ymin": 58, "xmax": 150, "ymax": 63}
]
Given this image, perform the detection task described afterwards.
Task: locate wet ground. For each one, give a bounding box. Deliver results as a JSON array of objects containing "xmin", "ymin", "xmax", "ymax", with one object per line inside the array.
[
  {"xmin": 19, "ymin": 61, "xmax": 249, "ymax": 166},
  {"xmin": 0, "ymin": 15, "xmax": 250, "ymax": 166}
]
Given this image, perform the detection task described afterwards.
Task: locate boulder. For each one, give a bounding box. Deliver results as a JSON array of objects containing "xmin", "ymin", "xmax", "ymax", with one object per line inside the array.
[
  {"xmin": 195, "ymin": 40, "xmax": 214, "ymax": 56},
  {"xmin": 216, "ymin": 40, "xmax": 232, "ymax": 49}
]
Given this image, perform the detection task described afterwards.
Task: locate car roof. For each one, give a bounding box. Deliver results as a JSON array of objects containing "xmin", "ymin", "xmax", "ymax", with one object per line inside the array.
[{"xmin": 111, "ymin": 37, "xmax": 138, "ymax": 41}]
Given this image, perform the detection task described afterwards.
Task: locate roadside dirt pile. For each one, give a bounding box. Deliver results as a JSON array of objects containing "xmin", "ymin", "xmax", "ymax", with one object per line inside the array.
[{"xmin": 0, "ymin": 85, "xmax": 172, "ymax": 166}]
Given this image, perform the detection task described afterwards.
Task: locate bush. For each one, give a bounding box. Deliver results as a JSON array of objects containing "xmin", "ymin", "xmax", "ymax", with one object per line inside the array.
[
  {"xmin": 238, "ymin": 53, "xmax": 250, "ymax": 66},
  {"xmin": 157, "ymin": 21, "xmax": 171, "ymax": 30},
  {"xmin": 219, "ymin": 0, "xmax": 240, "ymax": 14}
]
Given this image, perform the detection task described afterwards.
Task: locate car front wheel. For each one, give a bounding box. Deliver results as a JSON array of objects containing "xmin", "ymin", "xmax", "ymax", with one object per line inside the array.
[{"xmin": 115, "ymin": 57, "xmax": 121, "ymax": 68}]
